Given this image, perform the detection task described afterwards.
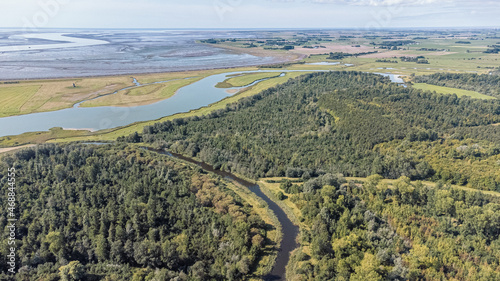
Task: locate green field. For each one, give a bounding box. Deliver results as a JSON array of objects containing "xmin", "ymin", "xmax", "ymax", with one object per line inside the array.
[
  {"xmin": 0, "ymin": 76, "xmax": 133, "ymax": 117},
  {"xmin": 0, "ymin": 85, "xmax": 41, "ymax": 117},
  {"xmin": 412, "ymin": 83, "xmax": 496, "ymax": 100},
  {"xmin": 81, "ymin": 78, "xmax": 199, "ymax": 107},
  {"xmin": 215, "ymin": 72, "xmax": 282, "ymax": 88}
]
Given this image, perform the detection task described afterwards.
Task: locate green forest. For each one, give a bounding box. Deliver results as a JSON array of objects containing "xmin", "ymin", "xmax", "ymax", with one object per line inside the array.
[
  {"xmin": 0, "ymin": 144, "xmax": 271, "ymax": 280},
  {"xmin": 2, "ymin": 71, "xmax": 500, "ymax": 281},
  {"xmin": 283, "ymin": 174, "xmax": 500, "ymax": 280},
  {"xmin": 130, "ymin": 71, "xmax": 500, "ymax": 191}
]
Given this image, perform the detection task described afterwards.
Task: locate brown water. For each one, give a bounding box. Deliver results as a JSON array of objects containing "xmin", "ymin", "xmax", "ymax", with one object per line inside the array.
[{"xmin": 148, "ymin": 148, "xmax": 299, "ymax": 281}]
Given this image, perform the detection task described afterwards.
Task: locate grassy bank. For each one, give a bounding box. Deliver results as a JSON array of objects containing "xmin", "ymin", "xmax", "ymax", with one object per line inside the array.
[{"xmin": 80, "ymin": 77, "xmax": 200, "ymax": 107}]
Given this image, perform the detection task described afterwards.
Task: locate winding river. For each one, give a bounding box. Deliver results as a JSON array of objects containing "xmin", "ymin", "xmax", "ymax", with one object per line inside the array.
[{"xmin": 146, "ymin": 147, "xmax": 298, "ymax": 281}]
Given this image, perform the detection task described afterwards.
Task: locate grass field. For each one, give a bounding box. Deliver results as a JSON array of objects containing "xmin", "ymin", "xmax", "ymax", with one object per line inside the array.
[
  {"xmin": 0, "ymin": 76, "xmax": 133, "ymax": 117},
  {"xmin": 412, "ymin": 83, "xmax": 496, "ymax": 100},
  {"xmin": 216, "ymin": 72, "xmax": 282, "ymax": 88},
  {"xmin": 80, "ymin": 78, "xmax": 200, "ymax": 107},
  {"xmin": 0, "ymin": 85, "xmax": 41, "ymax": 117}
]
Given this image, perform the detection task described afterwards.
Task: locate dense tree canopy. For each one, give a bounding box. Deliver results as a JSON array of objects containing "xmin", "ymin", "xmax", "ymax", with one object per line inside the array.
[
  {"xmin": 131, "ymin": 71, "xmax": 500, "ymax": 190},
  {"xmin": 0, "ymin": 144, "xmax": 270, "ymax": 280},
  {"xmin": 284, "ymin": 175, "xmax": 500, "ymax": 281}
]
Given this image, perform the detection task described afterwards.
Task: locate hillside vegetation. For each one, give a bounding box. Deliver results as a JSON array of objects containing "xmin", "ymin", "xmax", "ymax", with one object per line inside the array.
[{"xmin": 128, "ymin": 71, "xmax": 500, "ymax": 191}]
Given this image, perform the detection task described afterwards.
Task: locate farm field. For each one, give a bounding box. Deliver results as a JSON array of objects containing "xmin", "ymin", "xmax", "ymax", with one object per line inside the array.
[{"xmin": 0, "ymin": 85, "xmax": 41, "ymax": 117}]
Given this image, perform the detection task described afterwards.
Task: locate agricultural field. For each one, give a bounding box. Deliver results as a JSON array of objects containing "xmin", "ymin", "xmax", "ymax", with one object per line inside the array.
[{"xmin": 210, "ymin": 30, "xmax": 500, "ymax": 76}]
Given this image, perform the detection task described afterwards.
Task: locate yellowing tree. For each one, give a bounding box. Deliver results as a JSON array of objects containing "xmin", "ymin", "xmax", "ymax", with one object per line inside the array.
[{"xmin": 350, "ymin": 253, "xmax": 384, "ymax": 281}]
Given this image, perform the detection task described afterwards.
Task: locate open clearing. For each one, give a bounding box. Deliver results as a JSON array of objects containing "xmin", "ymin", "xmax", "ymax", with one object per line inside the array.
[{"xmin": 412, "ymin": 83, "xmax": 496, "ymax": 100}]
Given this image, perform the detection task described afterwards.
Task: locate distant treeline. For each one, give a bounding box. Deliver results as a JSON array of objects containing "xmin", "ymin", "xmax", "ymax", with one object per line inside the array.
[{"xmin": 327, "ymin": 51, "xmax": 378, "ymax": 60}]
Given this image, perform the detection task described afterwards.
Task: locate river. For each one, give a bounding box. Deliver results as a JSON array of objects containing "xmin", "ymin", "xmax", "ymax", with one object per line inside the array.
[{"xmin": 146, "ymin": 148, "xmax": 299, "ymax": 281}]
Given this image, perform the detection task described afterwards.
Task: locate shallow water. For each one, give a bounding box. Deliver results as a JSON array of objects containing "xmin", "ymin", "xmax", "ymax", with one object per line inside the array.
[
  {"xmin": 0, "ymin": 29, "xmax": 279, "ymax": 80},
  {"xmin": 0, "ymin": 33, "xmax": 108, "ymax": 52}
]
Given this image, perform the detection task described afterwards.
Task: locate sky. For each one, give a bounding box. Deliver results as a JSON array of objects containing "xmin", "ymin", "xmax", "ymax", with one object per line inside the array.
[{"xmin": 1, "ymin": 0, "xmax": 499, "ymax": 29}]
